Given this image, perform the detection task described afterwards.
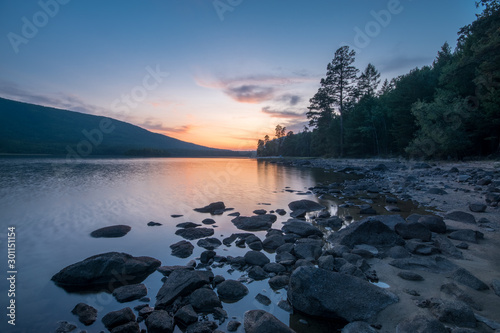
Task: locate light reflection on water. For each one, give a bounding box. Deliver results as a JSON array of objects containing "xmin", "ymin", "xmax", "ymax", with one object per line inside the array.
[{"xmin": 0, "ymin": 157, "xmax": 359, "ymax": 333}]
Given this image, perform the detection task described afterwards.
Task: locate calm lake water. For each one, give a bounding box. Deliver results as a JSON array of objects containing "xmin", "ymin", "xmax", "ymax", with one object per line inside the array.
[{"xmin": 0, "ymin": 157, "xmax": 361, "ymax": 333}]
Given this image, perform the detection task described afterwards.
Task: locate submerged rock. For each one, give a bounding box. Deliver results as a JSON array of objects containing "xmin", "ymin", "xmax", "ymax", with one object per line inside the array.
[
  {"xmin": 288, "ymin": 266, "xmax": 398, "ymax": 322},
  {"xmin": 51, "ymin": 252, "xmax": 160, "ymax": 290},
  {"xmin": 90, "ymin": 225, "xmax": 131, "ymax": 238},
  {"xmin": 194, "ymin": 201, "xmax": 225, "ymax": 214}
]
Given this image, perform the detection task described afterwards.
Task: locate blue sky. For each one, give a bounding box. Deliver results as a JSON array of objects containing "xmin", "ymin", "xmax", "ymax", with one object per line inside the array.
[{"xmin": 0, "ymin": 0, "xmax": 479, "ymax": 149}]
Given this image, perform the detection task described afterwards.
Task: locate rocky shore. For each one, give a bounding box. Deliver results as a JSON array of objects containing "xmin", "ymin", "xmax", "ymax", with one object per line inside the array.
[{"xmin": 52, "ymin": 158, "xmax": 500, "ymax": 333}]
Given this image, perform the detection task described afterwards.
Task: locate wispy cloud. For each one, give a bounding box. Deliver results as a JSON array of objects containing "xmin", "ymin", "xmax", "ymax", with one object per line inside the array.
[
  {"xmin": 276, "ymin": 94, "xmax": 301, "ymax": 106},
  {"xmin": 261, "ymin": 106, "xmax": 305, "ymax": 119},
  {"xmin": 139, "ymin": 120, "xmax": 193, "ymax": 134},
  {"xmin": 226, "ymin": 85, "xmax": 275, "ymax": 103}
]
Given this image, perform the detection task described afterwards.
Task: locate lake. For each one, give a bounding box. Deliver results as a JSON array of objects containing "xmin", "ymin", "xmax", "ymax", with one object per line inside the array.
[{"xmin": 0, "ymin": 157, "xmax": 360, "ymax": 333}]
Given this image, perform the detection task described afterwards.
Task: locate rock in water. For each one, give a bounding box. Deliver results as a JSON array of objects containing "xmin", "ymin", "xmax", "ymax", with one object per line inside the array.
[
  {"xmin": 244, "ymin": 310, "xmax": 295, "ymax": 333},
  {"xmin": 51, "ymin": 252, "xmax": 160, "ymax": 290},
  {"xmin": 193, "ymin": 201, "xmax": 225, "ymax": 214},
  {"xmin": 175, "ymin": 227, "xmax": 214, "ymax": 240},
  {"xmin": 102, "ymin": 307, "xmax": 136, "ymax": 330},
  {"xmin": 282, "ymin": 220, "xmax": 323, "ymax": 237},
  {"xmin": 145, "ymin": 310, "xmax": 174, "ymax": 333},
  {"xmin": 327, "ymin": 219, "xmax": 403, "ymax": 249},
  {"xmin": 288, "ymin": 266, "xmax": 398, "ymax": 322},
  {"xmin": 71, "ymin": 303, "xmax": 97, "ymax": 325},
  {"xmin": 217, "ymin": 280, "xmax": 249, "ymax": 301},
  {"xmin": 112, "ymin": 283, "xmax": 147, "ymax": 303},
  {"xmin": 170, "ymin": 240, "xmax": 194, "ymax": 258},
  {"xmin": 288, "ymin": 199, "xmax": 325, "ymax": 212},
  {"xmin": 90, "ymin": 225, "xmax": 131, "ymax": 238},
  {"xmin": 231, "ymin": 214, "xmax": 277, "ymax": 231}
]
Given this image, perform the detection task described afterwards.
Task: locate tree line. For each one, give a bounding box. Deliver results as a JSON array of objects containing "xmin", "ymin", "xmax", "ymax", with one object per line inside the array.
[{"xmin": 257, "ymin": 0, "xmax": 500, "ymax": 159}]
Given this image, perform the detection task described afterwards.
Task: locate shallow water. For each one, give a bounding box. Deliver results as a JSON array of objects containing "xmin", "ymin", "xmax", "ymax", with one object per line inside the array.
[{"xmin": 0, "ymin": 157, "xmax": 425, "ymax": 332}]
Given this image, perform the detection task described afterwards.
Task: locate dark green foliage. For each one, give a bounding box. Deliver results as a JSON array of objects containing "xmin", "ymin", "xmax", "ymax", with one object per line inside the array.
[{"xmin": 257, "ymin": 2, "xmax": 500, "ymax": 159}]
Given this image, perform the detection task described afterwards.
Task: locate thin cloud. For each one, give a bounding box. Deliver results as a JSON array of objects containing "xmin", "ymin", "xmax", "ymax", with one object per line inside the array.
[
  {"xmin": 140, "ymin": 120, "xmax": 192, "ymax": 134},
  {"xmin": 261, "ymin": 106, "xmax": 305, "ymax": 119},
  {"xmin": 277, "ymin": 94, "xmax": 301, "ymax": 106},
  {"xmin": 226, "ymin": 85, "xmax": 275, "ymax": 104}
]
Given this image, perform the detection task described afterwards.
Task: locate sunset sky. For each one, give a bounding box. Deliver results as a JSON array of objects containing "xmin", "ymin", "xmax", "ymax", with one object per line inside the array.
[{"xmin": 0, "ymin": 0, "xmax": 479, "ymax": 150}]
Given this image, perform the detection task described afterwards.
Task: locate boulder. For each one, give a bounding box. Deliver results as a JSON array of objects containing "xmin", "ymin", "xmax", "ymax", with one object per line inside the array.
[
  {"xmin": 248, "ymin": 266, "xmax": 268, "ymax": 280},
  {"xmin": 451, "ymin": 268, "xmax": 489, "ymax": 290},
  {"xmin": 418, "ymin": 216, "xmax": 447, "ymax": 234},
  {"xmin": 147, "ymin": 221, "xmax": 162, "ymax": 226},
  {"xmin": 197, "ymin": 238, "xmax": 222, "ymax": 250},
  {"xmin": 428, "ymin": 188, "xmax": 448, "ymax": 195},
  {"xmin": 288, "ymin": 199, "xmax": 325, "ymax": 212},
  {"xmin": 175, "ymin": 227, "xmax": 214, "ymax": 240},
  {"xmin": 216, "ymin": 280, "xmax": 249, "ymax": 301},
  {"xmin": 176, "ymin": 222, "xmax": 202, "ymax": 228},
  {"xmin": 90, "ymin": 225, "xmax": 131, "ymax": 238},
  {"xmin": 202, "ymin": 218, "xmax": 216, "ymax": 225},
  {"xmin": 227, "ymin": 320, "xmax": 241, "ymax": 332},
  {"xmin": 189, "ymin": 288, "xmax": 222, "ymax": 313},
  {"xmin": 316, "ymin": 216, "xmax": 343, "ymax": 229},
  {"xmin": 440, "ymin": 283, "xmax": 482, "ymax": 311},
  {"xmin": 110, "ymin": 322, "xmax": 140, "ymax": 333},
  {"xmin": 341, "ymin": 321, "xmax": 377, "ymax": 333},
  {"xmin": 253, "ymin": 209, "xmax": 267, "ymax": 215},
  {"xmin": 327, "ymin": 219, "xmax": 403, "ymax": 249},
  {"xmin": 157, "ymin": 265, "xmax": 193, "ymax": 277},
  {"xmin": 145, "ymin": 310, "xmax": 174, "ymax": 333},
  {"xmin": 244, "ymin": 250, "xmax": 270, "ymax": 267},
  {"xmin": 231, "ymin": 214, "xmax": 277, "ymax": 231},
  {"xmin": 359, "ymin": 205, "xmax": 377, "ymax": 215},
  {"xmin": 244, "ymin": 310, "xmax": 295, "ymax": 333},
  {"xmin": 389, "ymin": 256, "xmax": 456, "ymax": 273},
  {"xmin": 255, "ymin": 293, "xmax": 271, "ymax": 306},
  {"xmin": 269, "ymin": 275, "xmax": 290, "ymax": 290},
  {"xmin": 288, "ymin": 267, "xmax": 398, "ymax": 321},
  {"xmin": 102, "ymin": 307, "xmax": 135, "ymax": 330},
  {"xmin": 469, "ymin": 203, "xmax": 487, "ymax": 213},
  {"xmin": 397, "ymin": 271, "xmax": 424, "ymax": 281},
  {"xmin": 396, "ymin": 315, "xmax": 447, "ymax": 333},
  {"xmin": 174, "ymin": 304, "xmax": 198, "ymax": 326},
  {"xmin": 71, "ymin": 303, "xmax": 97, "ymax": 326},
  {"xmin": 155, "ymin": 269, "xmax": 213, "ymax": 309},
  {"xmin": 282, "ymin": 220, "xmax": 323, "ymax": 237},
  {"xmin": 262, "ymin": 235, "xmax": 285, "ymax": 251},
  {"xmin": 433, "ymin": 235, "xmax": 464, "ymax": 259},
  {"xmin": 364, "ymin": 215, "xmax": 406, "ymax": 230},
  {"xmin": 112, "ymin": 283, "xmax": 147, "ymax": 303},
  {"xmin": 193, "ymin": 201, "xmax": 225, "ymax": 214},
  {"xmin": 170, "ymin": 240, "xmax": 194, "ymax": 258},
  {"xmin": 395, "ymin": 222, "xmax": 432, "ymax": 241},
  {"xmin": 185, "ymin": 321, "xmax": 218, "ymax": 333},
  {"xmin": 445, "ymin": 211, "xmax": 476, "ymax": 224},
  {"xmin": 263, "ymin": 263, "xmax": 286, "ymax": 274},
  {"xmin": 51, "ymin": 252, "xmax": 160, "ymax": 289},
  {"xmin": 430, "ymin": 298, "xmax": 476, "ymax": 328},
  {"xmin": 293, "ymin": 238, "xmax": 323, "ymax": 260},
  {"xmin": 54, "ymin": 321, "xmax": 77, "ymax": 333},
  {"xmin": 449, "ymin": 229, "xmax": 483, "ymax": 243}
]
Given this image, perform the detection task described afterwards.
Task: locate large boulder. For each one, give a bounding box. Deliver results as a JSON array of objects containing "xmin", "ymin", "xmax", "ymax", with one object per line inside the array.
[
  {"xmin": 288, "ymin": 267, "xmax": 398, "ymax": 322},
  {"xmin": 293, "ymin": 238, "xmax": 323, "ymax": 260},
  {"xmin": 155, "ymin": 269, "xmax": 213, "ymax": 309},
  {"xmin": 231, "ymin": 214, "xmax": 277, "ymax": 231},
  {"xmin": 145, "ymin": 310, "xmax": 174, "ymax": 333},
  {"xmin": 217, "ymin": 280, "xmax": 249, "ymax": 301},
  {"xmin": 451, "ymin": 268, "xmax": 489, "ymax": 291},
  {"xmin": 418, "ymin": 216, "xmax": 447, "ymax": 234},
  {"xmin": 327, "ymin": 219, "xmax": 403, "ymax": 248},
  {"xmin": 189, "ymin": 288, "xmax": 222, "ymax": 313},
  {"xmin": 282, "ymin": 220, "xmax": 323, "ymax": 237},
  {"xmin": 193, "ymin": 201, "xmax": 225, "ymax": 214},
  {"xmin": 430, "ymin": 298, "xmax": 476, "ymax": 328},
  {"xmin": 90, "ymin": 225, "xmax": 131, "ymax": 238},
  {"xmin": 395, "ymin": 222, "xmax": 432, "ymax": 241},
  {"xmin": 244, "ymin": 310, "xmax": 295, "ymax": 333},
  {"xmin": 51, "ymin": 252, "xmax": 160, "ymax": 290},
  {"xmin": 288, "ymin": 199, "xmax": 325, "ymax": 212}
]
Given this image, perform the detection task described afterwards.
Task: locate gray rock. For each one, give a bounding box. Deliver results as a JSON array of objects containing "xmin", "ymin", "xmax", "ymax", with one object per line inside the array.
[
  {"xmin": 248, "ymin": 266, "xmax": 268, "ymax": 280},
  {"xmin": 469, "ymin": 203, "xmax": 487, "ymax": 212},
  {"xmin": 217, "ymin": 280, "xmax": 249, "ymax": 301},
  {"xmin": 282, "ymin": 220, "xmax": 323, "ymax": 237},
  {"xmin": 430, "ymin": 298, "xmax": 476, "ymax": 328},
  {"xmin": 138, "ymin": 306, "xmax": 154, "ymax": 318},
  {"xmin": 157, "ymin": 265, "xmax": 194, "ymax": 276},
  {"xmin": 269, "ymin": 275, "xmax": 290, "ymax": 290},
  {"xmin": 170, "ymin": 240, "xmax": 194, "ymax": 258},
  {"xmin": 244, "ymin": 251, "xmax": 270, "ymax": 266},
  {"xmin": 255, "ymin": 293, "xmax": 271, "ymax": 306},
  {"xmin": 359, "ymin": 205, "xmax": 377, "ymax": 215},
  {"xmin": 263, "ymin": 263, "xmax": 286, "ymax": 274},
  {"xmin": 231, "ymin": 214, "xmax": 277, "ymax": 231},
  {"xmin": 405, "ymin": 240, "xmax": 439, "ymax": 255},
  {"xmin": 318, "ymin": 255, "xmax": 335, "ymax": 270},
  {"xmin": 155, "ymin": 269, "xmax": 213, "ymax": 309},
  {"xmin": 145, "ymin": 310, "xmax": 174, "ymax": 333},
  {"xmin": 385, "ymin": 205, "xmax": 401, "ymax": 212},
  {"xmin": 365, "ymin": 215, "xmax": 406, "ymax": 230},
  {"xmin": 288, "ymin": 266, "xmax": 398, "ymax": 321},
  {"xmin": 175, "ymin": 227, "xmax": 214, "ymax": 240},
  {"xmin": 54, "ymin": 321, "xmax": 77, "ymax": 333},
  {"xmin": 290, "ymin": 209, "xmax": 307, "ymax": 218},
  {"xmin": 200, "ymin": 250, "xmax": 216, "ymax": 264},
  {"xmin": 342, "ymin": 321, "xmax": 377, "ymax": 333},
  {"xmin": 449, "ymin": 229, "xmax": 483, "ymax": 243},
  {"xmin": 227, "ymin": 320, "xmax": 241, "ymax": 332},
  {"xmin": 440, "ymin": 283, "xmax": 482, "ymax": 311},
  {"xmin": 189, "ymin": 288, "xmax": 222, "ymax": 312},
  {"xmin": 202, "ymin": 218, "xmax": 216, "ymax": 225},
  {"xmin": 389, "ymin": 256, "xmax": 457, "ymax": 273},
  {"xmin": 90, "ymin": 225, "xmax": 131, "ymax": 238},
  {"xmin": 197, "ymin": 237, "xmax": 222, "ymax": 250},
  {"xmin": 293, "ymin": 238, "xmax": 323, "ymax": 260},
  {"xmin": 395, "ymin": 222, "xmax": 432, "ymax": 241},
  {"xmin": 193, "ymin": 201, "xmax": 225, "ymax": 214},
  {"xmin": 262, "ymin": 235, "xmax": 285, "ymax": 251},
  {"xmin": 176, "ymin": 222, "xmax": 202, "ymax": 228},
  {"xmin": 397, "ymin": 271, "xmax": 424, "ymax": 281},
  {"xmin": 112, "ymin": 283, "xmax": 147, "ymax": 303},
  {"xmin": 244, "ymin": 310, "xmax": 295, "ymax": 333},
  {"xmin": 102, "ymin": 307, "xmax": 135, "ymax": 330},
  {"xmin": 174, "ymin": 304, "xmax": 198, "ymax": 326},
  {"xmin": 71, "ymin": 303, "xmax": 97, "ymax": 326},
  {"xmin": 445, "ymin": 211, "xmax": 476, "ymax": 224},
  {"xmin": 316, "ymin": 216, "xmax": 343, "ymax": 229},
  {"xmin": 253, "ymin": 209, "xmax": 267, "ymax": 215},
  {"xmin": 275, "ymin": 252, "xmax": 296, "ymax": 266},
  {"xmin": 327, "ymin": 219, "xmax": 403, "ymax": 249},
  {"xmin": 396, "ymin": 315, "xmax": 447, "ymax": 333},
  {"xmin": 418, "ymin": 216, "xmax": 447, "ymax": 234},
  {"xmin": 433, "ymin": 235, "xmax": 464, "ymax": 259},
  {"xmin": 386, "ymin": 246, "xmax": 410, "ymax": 259},
  {"xmin": 185, "ymin": 321, "xmax": 218, "ymax": 333},
  {"xmin": 276, "ymin": 209, "xmax": 287, "ymax": 215},
  {"xmin": 51, "ymin": 252, "xmax": 160, "ymax": 289},
  {"xmin": 451, "ymin": 268, "xmax": 489, "ymax": 290},
  {"xmin": 110, "ymin": 321, "xmax": 140, "ymax": 333},
  {"xmin": 457, "ymin": 175, "xmax": 471, "ymax": 182},
  {"xmin": 288, "ymin": 199, "xmax": 325, "ymax": 212}
]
